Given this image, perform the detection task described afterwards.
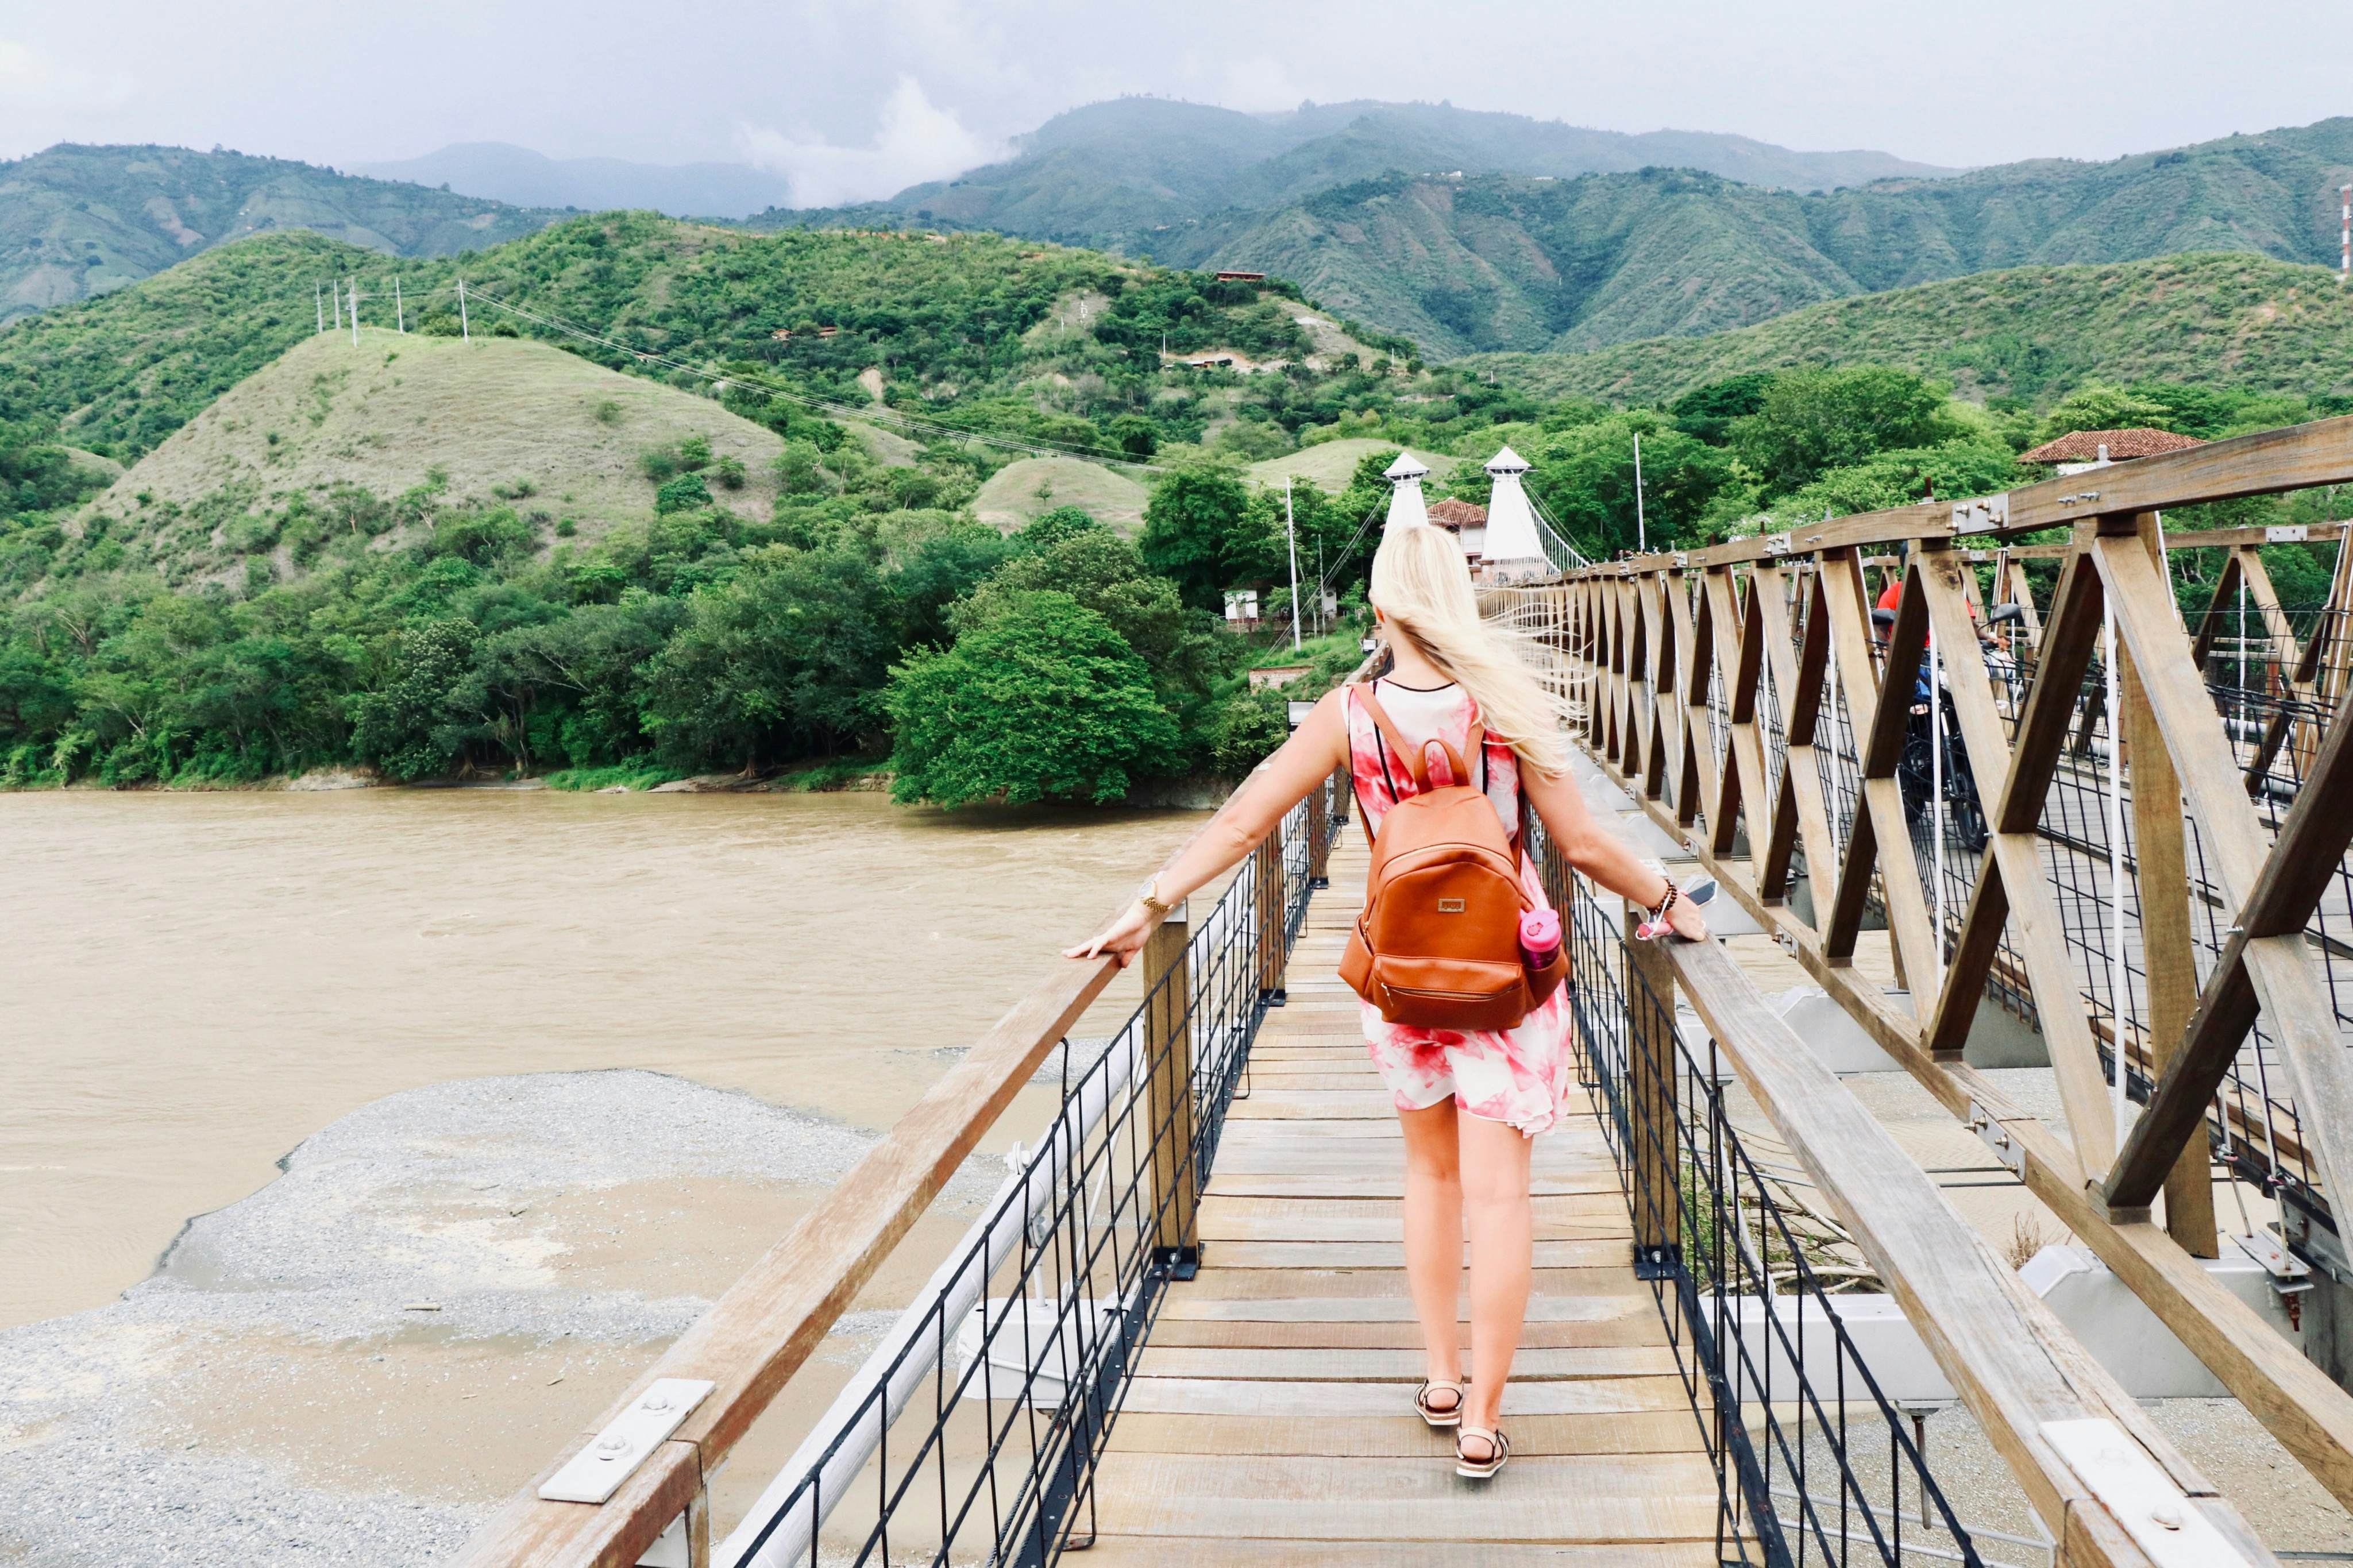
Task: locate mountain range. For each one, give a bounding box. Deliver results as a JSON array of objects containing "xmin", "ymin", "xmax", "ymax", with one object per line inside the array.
[
  {"xmin": 353, "ymin": 142, "xmax": 795, "ymax": 219},
  {"xmin": 8, "ymin": 102, "xmax": 2353, "ymax": 371},
  {"xmin": 0, "ymin": 144, "xmax": 556, "ymax": 323},
  {"xmin": 772, "ymin": 98, "xmax": 1957, "ymax": 241},
  {"xmin": 997, "ymin": 118, "xmax": 2353, "ymax": 357}
]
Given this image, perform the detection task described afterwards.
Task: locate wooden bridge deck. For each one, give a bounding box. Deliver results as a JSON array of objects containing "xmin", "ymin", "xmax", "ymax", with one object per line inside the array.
[{"xmin": 1078, "ymin": 830, "xmax": 1727, "ymax": 1565}]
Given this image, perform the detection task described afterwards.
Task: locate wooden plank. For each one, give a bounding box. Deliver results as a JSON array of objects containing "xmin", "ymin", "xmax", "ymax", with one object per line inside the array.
[
  {"xmin": 1074, "ymin": 1535, "xmax": 1724, "ymax": 1566},
  {"xmin": 2003, "ymin": 414, "xmax": 2353, "ymax": 532},
  {"xmin": 1143, "ymin": 1313, "xmax": 1665, "ymax": 1350},
  {"xmin": 1131, "ymin": 1345, "xmax": 1681, "ymax": 1382},
  {"xmin": 1085, "ymin": 1451, "xmax": 1723, "ymax": 1543},
  {"xmin": 1155, "ymin": 1295, "xmax": 1657, "ymax": 1324},
  {"xmin": 1104, "ymin": 1410, "xmax": 1704, "ymax": 1458},
  {"xmin": 2119, "ymin": 638, "xmax": 2218, "ymax": 1253}
]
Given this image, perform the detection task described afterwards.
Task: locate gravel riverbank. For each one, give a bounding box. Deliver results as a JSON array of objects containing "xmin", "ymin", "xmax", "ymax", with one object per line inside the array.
[{"xmin": 0, "ymin": 1070, "xmax": 999, "ymax": 1566}]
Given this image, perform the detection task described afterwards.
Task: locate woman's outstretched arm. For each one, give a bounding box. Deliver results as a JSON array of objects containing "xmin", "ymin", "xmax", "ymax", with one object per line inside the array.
[
  {"xmin": 1065, "ymin": 686, "xmax": 1351, "ymax": 966},
  {"xmin": 1521, "ymin": 763, "xmax": 1709, "ymax": 941}
]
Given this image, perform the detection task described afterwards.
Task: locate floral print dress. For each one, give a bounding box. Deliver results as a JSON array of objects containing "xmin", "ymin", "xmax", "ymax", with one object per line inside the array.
[{"xmin": 1345, "ymin": 679, "xmax": 1575, "ymax": 1137}]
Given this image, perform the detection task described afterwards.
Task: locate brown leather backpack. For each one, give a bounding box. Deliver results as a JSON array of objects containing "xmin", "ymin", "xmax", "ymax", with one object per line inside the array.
[{"xmin": 1337, "ymin": 684, "xmax": 1567, "ymax": 1032}]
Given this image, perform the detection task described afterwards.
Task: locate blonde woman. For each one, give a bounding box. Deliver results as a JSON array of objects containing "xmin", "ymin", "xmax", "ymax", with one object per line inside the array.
[{"xmin": 1069, "ymin": 523, "xmax": 1707, "ymax": 1478}]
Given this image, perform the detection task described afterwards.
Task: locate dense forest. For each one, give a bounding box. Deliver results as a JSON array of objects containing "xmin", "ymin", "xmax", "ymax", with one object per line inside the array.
[{"xmin": 0, "ymin": 214, "xmax": 2343, "ymax": 800}]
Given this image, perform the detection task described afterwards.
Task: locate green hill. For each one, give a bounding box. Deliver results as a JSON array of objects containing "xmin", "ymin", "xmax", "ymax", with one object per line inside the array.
[
  {"xmin": 0, "ymin": 212, "xmax": 1321, "ymax": 468},
  {"xmin": 80, "ymin": 327, "xmax": 791, "ymax": 587},
  {"xmin": 0, "ymin": 144, "xmax": 557, "ymax": 323},
  {"xmin": 1131, "ymin": 119, "xmax": 2353, "ymax": 357},
  {"xmin": 971, "ymin": 456, "xmax": 1147, "ymax": 533},
  {"xmin": 1459, "ymin": 252, "xmax": 2353, "ymax": 405}
]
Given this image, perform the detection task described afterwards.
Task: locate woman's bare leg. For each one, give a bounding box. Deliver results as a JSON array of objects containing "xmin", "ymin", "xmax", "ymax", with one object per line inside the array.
[
  {"xmin": 1459, "ymin": 1114, "xmax": 1534, "ymax": 1446},
  {"xmin": 1397, "ymin": 1099, "xmax": 1463, "ymax": 1405}
]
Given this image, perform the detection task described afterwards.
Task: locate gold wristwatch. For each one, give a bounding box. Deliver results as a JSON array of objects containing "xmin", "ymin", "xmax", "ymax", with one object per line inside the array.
[{"xmin": 1137, "ymin": 876, "xmax": 1175, "ymax": 917}]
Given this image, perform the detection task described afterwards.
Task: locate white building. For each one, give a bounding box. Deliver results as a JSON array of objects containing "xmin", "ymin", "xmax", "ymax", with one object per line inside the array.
[
  {"xmin": 1382, "ymin": 450, "xmax": 1431, "ymax": 532},
  {"xmin": 1478, "ymin": 445, "xmax": 1548, "ymax": 581}
]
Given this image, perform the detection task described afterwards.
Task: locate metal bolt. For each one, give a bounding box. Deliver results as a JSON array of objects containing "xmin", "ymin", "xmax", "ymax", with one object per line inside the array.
[{"xmin": 2150, "ymin": 1504, "xmax": 2183, "ymax": 1531}]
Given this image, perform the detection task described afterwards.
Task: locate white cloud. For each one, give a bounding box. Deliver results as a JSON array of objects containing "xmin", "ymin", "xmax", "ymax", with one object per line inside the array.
[
  {"xmin": 736, "ymin": 77, "xmax": 1002, "ymax": 208},
  {"xmin": 0, "ymin": 38, "xmax": 133, "ymax": 111}
]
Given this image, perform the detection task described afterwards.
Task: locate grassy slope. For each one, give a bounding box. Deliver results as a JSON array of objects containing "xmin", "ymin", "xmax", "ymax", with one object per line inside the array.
[
  {"xmin": 1247, "ymin": 438, "xmax": 1399, "ymax": 491},
  {"xmin": 1460, "ymin": 253, "xmax": 2353, "ymax": 406},
  {"xmin": 0, "ymin": 144, "xmax": 554, "ymax": 322},
  {"xmin": 971, "ymin": 456, "xmax": 1147, "ymax": 532},
  {"xmin": 85, "ymin": 327, "xmax": 785, "ymax": 580},
  {"xmin": 1144, "ymin": 119, "xmax": 2353, "ymax": 358}
]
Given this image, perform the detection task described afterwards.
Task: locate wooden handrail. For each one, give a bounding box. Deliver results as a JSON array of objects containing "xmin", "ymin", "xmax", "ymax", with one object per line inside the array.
[
  {"xmin": 1659, "ymin": 936, "xmax": 2276, "ymax": 1566},
  {"xmin": 455, "ymin": 950, "xmax": 1124, "ymax": 1567}
]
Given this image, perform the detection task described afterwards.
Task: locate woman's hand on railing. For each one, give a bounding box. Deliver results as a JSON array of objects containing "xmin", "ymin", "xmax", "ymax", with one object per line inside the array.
[
  {"xmin": 1065, "ymin": 901, "xmax": 1159, "ymax": 968},
  {"xmin": 1663, "ymin": 894, "xmax": 1710, "ymax": 943}
]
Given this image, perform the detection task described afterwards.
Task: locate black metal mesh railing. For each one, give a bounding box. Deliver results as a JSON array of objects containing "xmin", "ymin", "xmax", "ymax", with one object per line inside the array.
[
  {"xmin": 1527, "ymin": 813, "xmax": 2021, "ymax": 1568},
  {"xmin": 720, "ymin": 779, "xmax": 1345, "ymax": 1568}
]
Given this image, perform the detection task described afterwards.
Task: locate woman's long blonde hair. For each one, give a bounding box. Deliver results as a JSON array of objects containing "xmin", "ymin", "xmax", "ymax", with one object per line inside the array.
[{"xmin": 1368, "ymin": 524, "xmax": 1568, "ymax": 778}]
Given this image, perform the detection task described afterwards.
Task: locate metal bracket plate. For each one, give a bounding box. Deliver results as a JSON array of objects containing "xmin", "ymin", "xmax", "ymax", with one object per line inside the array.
[
  {"xmin": 1967, "ymin": 1102, "xmax": 2026, "ymax": 1175},
  {"xmin": 2040, "ymin": 1418, "xmax": 2257, "ymax": 1567},
  {"xmin": 2266, "ymin": 524, "xmax": 2310, "ymax": 543},
  {"xmin": 1951, "ymin": 495, "xmax": 2008, "ymax": 531},
  {"xmin": 538, "ymin": 1378, "xmax": 715, "ymax": 1504}
]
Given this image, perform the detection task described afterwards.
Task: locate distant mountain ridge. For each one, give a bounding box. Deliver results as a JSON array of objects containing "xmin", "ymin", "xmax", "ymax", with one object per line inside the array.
[
  {"xmin": 1458, "ymin": 251, "xmax": 2353, "ymax": 405},
  {"xmin": 762, "ymin": 96, "xmax": 1956, "ymax": 244},
  {"xmin": 355, "ymin": 142, "xmax": 794, "ymax": 219},
  {"xmin": 1121, "ymin": 117, "xmax": 2353, "ymax": 357},
  {"xmin": 0, "ymin": 144, "xmax": 557, "ymax": 322}
]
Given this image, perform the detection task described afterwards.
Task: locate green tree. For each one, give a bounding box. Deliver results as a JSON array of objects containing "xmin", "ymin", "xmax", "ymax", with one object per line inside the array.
[
  {"xmin": 638, "ymin": 545, "xmax": 892, "ymax": 768},
  {"xmin": 655, "ymin": 473, "xmax": 714, "ymax": 515},
  {"xmin": 1669, "ymin": 372, "xmax": 1776, "ymax": 446},
  {"xmin": 1526, "ymin": 415, "xmax": 1731, "ymax": 556},
  {"xmin": 885, "ymin": 589, "xmax": 1181, "ymax": 807},
  {"xmin": 349, "ymin": 619, "xmax": 481, "ymax": 781},
  {"xmin": 1732, "ymin": 366, "xmax": 1951, "ymax": 492},
  {"xmin": 1140, "ymin": 465, "xmax": 1250, "ymax": 609}
]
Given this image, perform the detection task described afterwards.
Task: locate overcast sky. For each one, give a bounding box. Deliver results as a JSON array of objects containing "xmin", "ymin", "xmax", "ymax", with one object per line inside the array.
[{"xmin": 6, "ymin": 0, "xmax": 2352, "ymax": 204}]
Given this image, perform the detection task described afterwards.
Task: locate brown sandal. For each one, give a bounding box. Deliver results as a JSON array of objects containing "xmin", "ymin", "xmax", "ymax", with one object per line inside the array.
[
  {"xmin": 1414, "ymin": 1379, "xmax": 1463, "ymax": 1429},
  {"xmin": 1456, "ymin": 1425, "xmax": 1510, "ymax": 1479}
]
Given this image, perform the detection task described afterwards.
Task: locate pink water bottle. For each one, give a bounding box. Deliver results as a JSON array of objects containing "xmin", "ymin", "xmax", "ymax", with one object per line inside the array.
[{"xmin": 1518, "ymin": 908, "xmax": 1561, "ymax": 972}]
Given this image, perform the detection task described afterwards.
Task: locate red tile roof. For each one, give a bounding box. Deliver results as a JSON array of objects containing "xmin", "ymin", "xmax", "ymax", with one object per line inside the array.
[
  {"xmin": 2018, "ymin": 427, "xmax": 2206, "ymax": 464},
  {"xmin": 1428, "ymin": 498, "xmax": 1488, "ymax": 529}
]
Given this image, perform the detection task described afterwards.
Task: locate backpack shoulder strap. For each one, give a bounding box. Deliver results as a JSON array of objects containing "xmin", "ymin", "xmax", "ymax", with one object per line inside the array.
[{"xmin": 1350, "ymin": 682, "xmax": 1426, "ymax": 789}]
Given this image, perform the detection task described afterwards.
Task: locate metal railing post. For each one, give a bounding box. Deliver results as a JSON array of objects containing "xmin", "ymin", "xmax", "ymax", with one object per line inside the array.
[
  {"xmin": 1144, "ymin": 906, "xmax": 1198, "ymax": 1277},
  {"xmin": 1255, "ymin": 827, "xmax": 1287, "ymax": 1006},
  {"xmin": 1307, "ymin": 772, "xmax": 1331, "ymax": 888},
  {"xmin": 1625, "ymin": 903, "xmax": 1680, "ymax": 1279}
]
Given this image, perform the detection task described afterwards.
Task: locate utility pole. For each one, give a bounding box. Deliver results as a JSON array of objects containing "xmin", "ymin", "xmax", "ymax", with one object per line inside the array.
[
  {"xmin": 458, "ymin": 278, "xmax": 470, "ymax": 341},
  {"xmin": 1632, "ymin": 431, "xmax": 1647, "ymax": 554},
  {"xmin": 395, "ymin": 276, "xmax": 405, "ymax": 334},
  {"xmin": 2340, "ymin": 184, "xmax": 2349, "ymax": 285},
  {"xmin": 331, "ymin": 278, "xmax": 342, "ymax": 331},
  {"xmin": 1284, "ymin": 477, "xmax": 1303, "ymax": 652},
  {"xmin": 348, "ymin": 277, "xmax": 360, "ymax": 347},
  {"xmin": 315, "ymin": 282, "xmax": 325, "ymax": 334}
]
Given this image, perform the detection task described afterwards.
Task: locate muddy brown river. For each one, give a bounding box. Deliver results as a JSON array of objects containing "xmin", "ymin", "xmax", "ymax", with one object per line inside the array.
[{"xmin": 0, "ymin": 787, "xmax": 1203, "ymax": 1331}]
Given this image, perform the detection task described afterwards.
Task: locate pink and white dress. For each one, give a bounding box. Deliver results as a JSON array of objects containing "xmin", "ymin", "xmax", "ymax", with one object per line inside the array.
[{"xmin": 1345, "ymin": 679, "xmax": 1575, "ymax": 1137}]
